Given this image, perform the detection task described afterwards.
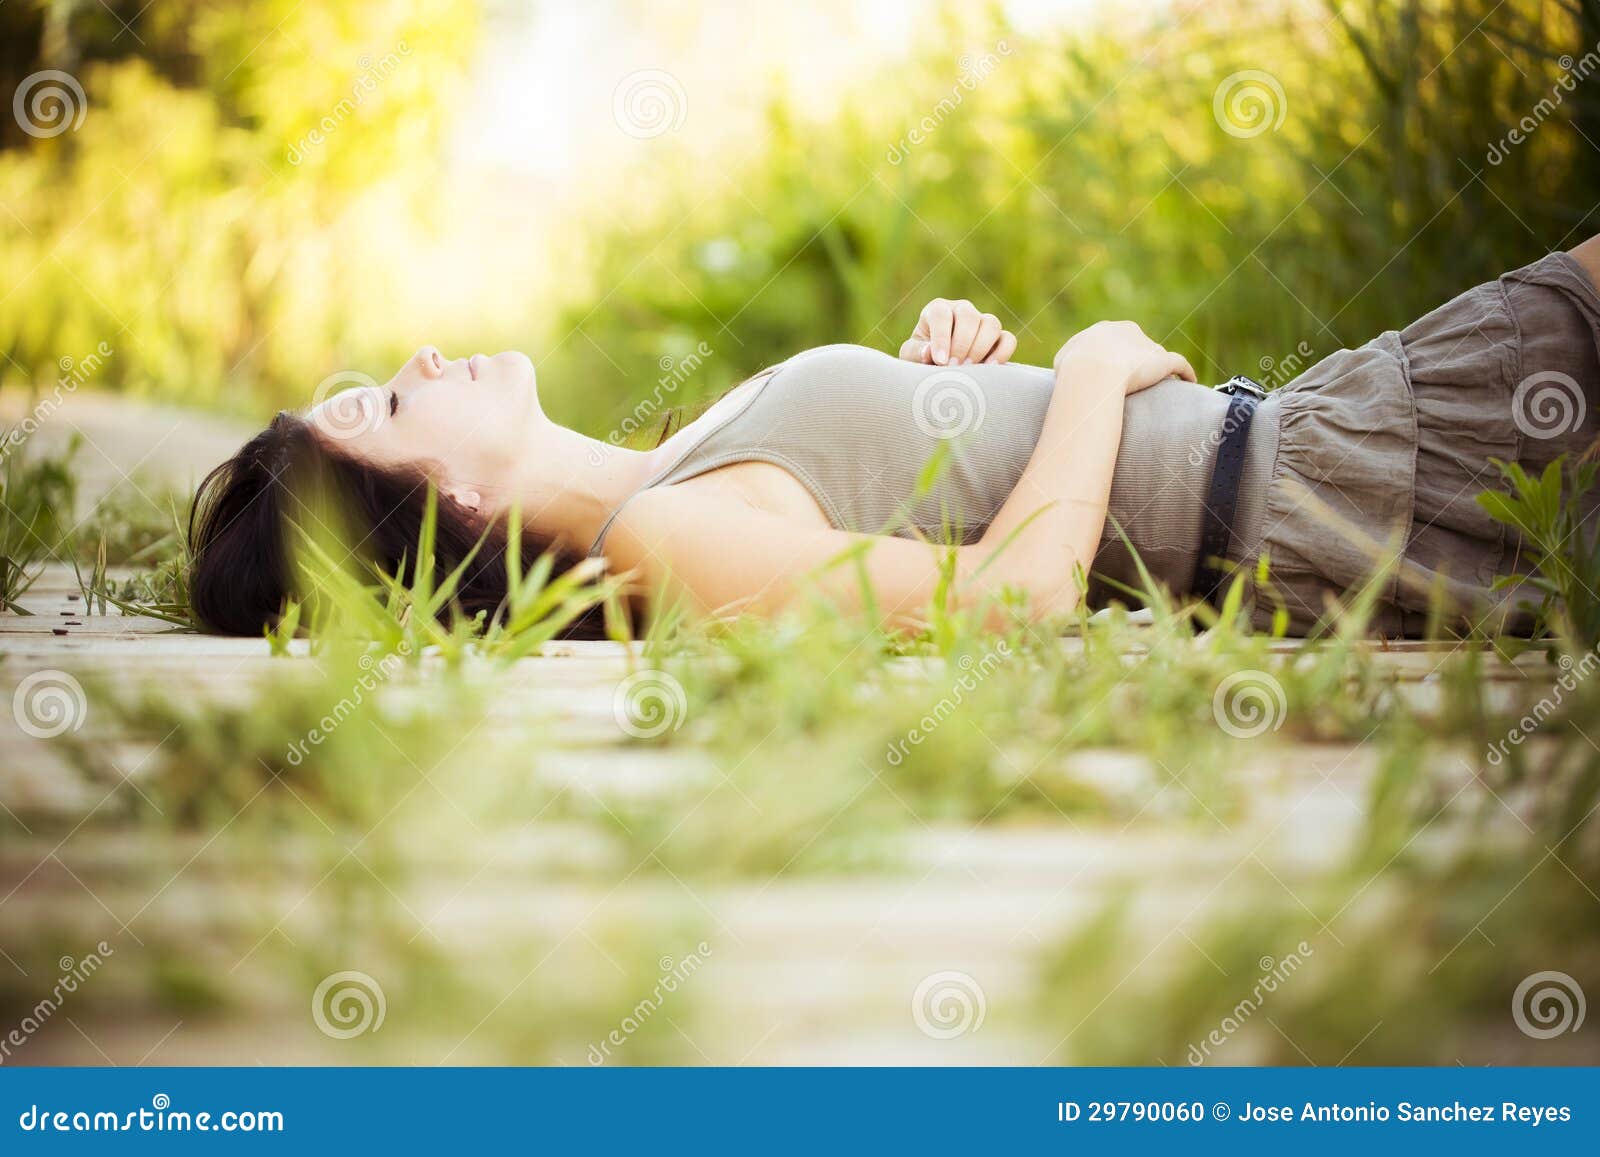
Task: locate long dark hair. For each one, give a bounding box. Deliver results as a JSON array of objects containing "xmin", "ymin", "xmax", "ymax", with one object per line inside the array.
[{"xmin": 187, "ymin": 412, "xmax": 606, "ymax": 637}]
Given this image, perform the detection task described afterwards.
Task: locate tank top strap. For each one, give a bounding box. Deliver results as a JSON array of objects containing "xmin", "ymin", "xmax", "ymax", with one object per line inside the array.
[{"xmin": 586, "ymin": 364, "xmax": 785, "ymax": 557}]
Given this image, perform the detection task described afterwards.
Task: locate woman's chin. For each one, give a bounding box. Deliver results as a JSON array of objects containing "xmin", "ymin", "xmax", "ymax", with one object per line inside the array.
[
  {"xmin": 495, "ymin": 349, "xmax": 536, "ymax": 380},
  {"xmin": 471, "ymin": 349, "xmax": 538, "ymax": 397}
]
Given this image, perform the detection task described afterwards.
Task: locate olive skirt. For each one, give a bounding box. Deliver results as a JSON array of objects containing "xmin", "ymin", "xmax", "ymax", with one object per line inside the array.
[{"xmin": 1236, "ymin": 251, "xmax": 1600, "ymax": 635}]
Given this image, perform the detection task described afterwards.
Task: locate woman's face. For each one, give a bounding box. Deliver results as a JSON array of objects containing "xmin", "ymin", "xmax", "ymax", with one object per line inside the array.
[{"xmin": 307, "ymin": 346, "xmax": 542, "ymax": 511}]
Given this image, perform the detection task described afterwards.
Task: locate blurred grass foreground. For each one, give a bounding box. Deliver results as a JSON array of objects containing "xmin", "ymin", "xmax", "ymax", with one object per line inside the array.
[{"xmin": 1, "ymin": 0, "xmax": 1599, "ymax": 1068}]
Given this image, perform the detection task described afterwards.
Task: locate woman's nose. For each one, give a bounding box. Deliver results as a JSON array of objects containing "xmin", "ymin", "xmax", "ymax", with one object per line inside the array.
[{"xmin": 413, "ymin": 346, "xmax": 445, "ymax": 378}]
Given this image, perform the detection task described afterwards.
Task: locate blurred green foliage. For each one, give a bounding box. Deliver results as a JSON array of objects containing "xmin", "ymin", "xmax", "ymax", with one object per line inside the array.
[
  {"xmin": 1, "ymin": 0, "xmax": 1596, "ymax": 434},
  {"xmin": 0, "ymin": 0, "xmax": 475, "ymax": 411},
  {"xmin": 549, "ymin": 0, "xmax": 1600, "ymax": 432}
]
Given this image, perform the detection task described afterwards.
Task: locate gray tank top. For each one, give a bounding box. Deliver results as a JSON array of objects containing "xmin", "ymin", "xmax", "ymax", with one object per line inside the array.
[{"xmin": 589, "ymin": 344, "xmax": 1280, "ymax": 602}]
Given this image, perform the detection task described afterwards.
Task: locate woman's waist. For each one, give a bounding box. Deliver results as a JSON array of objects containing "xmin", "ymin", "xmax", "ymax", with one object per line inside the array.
[{"xmin": 1091, "ymin": 391, "xmax": 1281, "ymax": 600}]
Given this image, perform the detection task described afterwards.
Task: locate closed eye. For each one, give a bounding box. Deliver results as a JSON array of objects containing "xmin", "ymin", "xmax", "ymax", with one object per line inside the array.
[{"xmin": 388, "ymin": 389, "xmax": 399, "ymax": 417}]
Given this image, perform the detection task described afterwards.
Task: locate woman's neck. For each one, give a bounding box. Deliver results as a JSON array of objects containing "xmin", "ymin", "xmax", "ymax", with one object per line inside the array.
[{"xmin": 501, "ymin": 422, "xmax": 663, "ymax": 552}]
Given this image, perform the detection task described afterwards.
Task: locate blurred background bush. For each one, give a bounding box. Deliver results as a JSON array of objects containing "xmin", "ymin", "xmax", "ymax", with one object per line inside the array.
[{"xmin": 2, "ymin": 0, "xmax": 1596, "ymax": 436}]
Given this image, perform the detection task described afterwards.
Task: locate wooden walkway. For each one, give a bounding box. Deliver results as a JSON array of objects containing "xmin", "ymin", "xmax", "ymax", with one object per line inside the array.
[{"xmin": 1, "ymin": 565, "xmax": 1554, "ymax": 1065}]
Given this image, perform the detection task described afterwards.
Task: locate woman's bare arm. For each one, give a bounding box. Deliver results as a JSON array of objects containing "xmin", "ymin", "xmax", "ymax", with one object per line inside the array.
[
  {"xmin": 968, "ymin": 321, "xmax": 1195, "ymax": 617},
  {"xmin": 603, "ymin": 322, "xmax": 1194, "ymax": 629},
  {"xmin": 1570, "ymin": 232, "xmax": 1600, "ymax": 290}
]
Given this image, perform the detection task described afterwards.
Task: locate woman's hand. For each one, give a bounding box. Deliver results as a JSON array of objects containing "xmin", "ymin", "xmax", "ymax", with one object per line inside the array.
[
  {"xmin": 1053, "ymin": 320, "xmax": 1196, "ymax": 395},
  {"xmin": 900, "ymin": 298, "xmax": 1017, "ymax": 366}
]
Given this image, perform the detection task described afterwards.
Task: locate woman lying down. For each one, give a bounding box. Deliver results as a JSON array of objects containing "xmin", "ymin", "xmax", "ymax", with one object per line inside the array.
[{"xmin": 189, "ymin": 237, "xmax": 1600, "ymax": 639}]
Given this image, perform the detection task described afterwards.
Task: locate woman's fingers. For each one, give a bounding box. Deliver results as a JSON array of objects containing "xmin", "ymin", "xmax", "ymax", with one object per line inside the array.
[
  {"xmin": 982, "ymin": 330, "xmax": 1018, "ymax": 365},
  {"xmin": 1055, "ymin": 320, "xmax": 1198, "ymax": 394},
  {"xmin": 948, "ymin": 302, "xmax": 982, "ymax": 363},
  {"xmin": 909, "ymin": 299, "xmax": 1017, "ymax": 365},
  {"xmin": 970, "ymin": 312, "xmax": 1003, "ymax": 362},
  {"xmin": 1125, "ymin": 351, "xmax": 1199, "ymax": 394},
  {"xmin": 1146, "ymin": 348, "xmax": 1196, "ymax": 384},
  {"xmin": 922, "ymin": 300, "xmax": 955, "ymax": 364},
  {"xmin": 905, "ymin": 328, "xmax": 1016, "ymax": 365}
]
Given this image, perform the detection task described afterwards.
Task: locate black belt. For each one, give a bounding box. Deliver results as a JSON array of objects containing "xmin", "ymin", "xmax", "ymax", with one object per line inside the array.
[{"xmin": 1191, "ymin": 375, "xmax": 1267, "ymax": 605}]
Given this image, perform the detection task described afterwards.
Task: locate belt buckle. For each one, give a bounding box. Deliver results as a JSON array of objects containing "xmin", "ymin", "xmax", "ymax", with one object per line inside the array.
[{"xmin": 1219, "ymin": 374, "xmax": 1267, "ymax": 400}]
